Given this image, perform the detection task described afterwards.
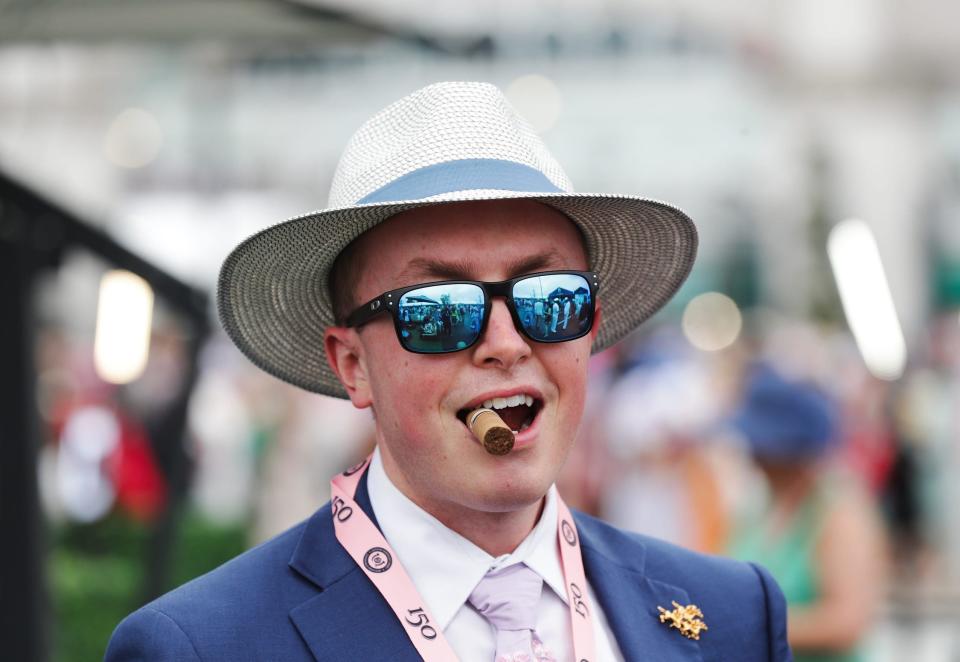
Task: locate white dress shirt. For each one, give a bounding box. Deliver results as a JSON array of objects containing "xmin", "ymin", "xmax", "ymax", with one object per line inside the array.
[{"xmin": 367, "ymin": 449, "xmax": 624, "ymax": 662}]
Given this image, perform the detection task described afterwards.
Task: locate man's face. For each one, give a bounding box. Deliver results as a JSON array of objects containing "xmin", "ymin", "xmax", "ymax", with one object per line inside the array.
[{"xmin": 327, "ymin": 199, "xmax": 599, "ymax": 517}]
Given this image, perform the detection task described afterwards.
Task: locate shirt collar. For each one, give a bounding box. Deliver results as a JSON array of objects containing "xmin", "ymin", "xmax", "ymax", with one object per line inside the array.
[{"xmin": 366, "ymin": 448, "xmax": 568, "ymax": 629}]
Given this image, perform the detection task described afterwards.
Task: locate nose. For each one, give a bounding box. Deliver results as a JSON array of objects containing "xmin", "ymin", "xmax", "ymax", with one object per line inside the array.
[{"xmin": 472, "ymin": 298, "xmax": 531, "ymax": 370}]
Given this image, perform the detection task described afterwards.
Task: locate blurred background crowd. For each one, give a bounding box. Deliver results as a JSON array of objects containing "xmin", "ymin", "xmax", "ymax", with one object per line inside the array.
[{"xmin": 2, "ymin": 1, "xmax": 960, "ymax": 661}]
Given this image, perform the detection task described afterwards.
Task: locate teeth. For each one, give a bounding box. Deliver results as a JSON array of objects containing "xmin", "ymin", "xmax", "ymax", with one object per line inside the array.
[{"xmin": 478, "ymin": 393, "xmax": 536, "ymax": 411}]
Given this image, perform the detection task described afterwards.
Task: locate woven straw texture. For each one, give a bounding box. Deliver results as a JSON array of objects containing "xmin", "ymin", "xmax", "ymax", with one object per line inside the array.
[
  {"xmin": 218, "ymin": 82, "xmax": 698, "ymax": 398},
  {"xmin": 329, "ymin": 82, "xmax": 572, "ymax": 206}
]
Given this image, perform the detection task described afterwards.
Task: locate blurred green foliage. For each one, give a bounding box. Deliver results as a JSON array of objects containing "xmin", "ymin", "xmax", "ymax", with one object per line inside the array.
[{"xmin": 50, "ymin": 511, "xmax": 247, "ymax": 662}]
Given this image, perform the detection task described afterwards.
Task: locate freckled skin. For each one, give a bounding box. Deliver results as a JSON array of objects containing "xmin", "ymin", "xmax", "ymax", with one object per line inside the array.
[{"xmin": 325, "ymin": 200, "xmax": 600, "ymax": 551}]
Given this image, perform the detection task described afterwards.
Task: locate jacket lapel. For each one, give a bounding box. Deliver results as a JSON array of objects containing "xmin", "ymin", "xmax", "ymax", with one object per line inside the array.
[
  {"xmin": 576, "ymin": 513, "xmax": 704, "ymax": 662},
  {"xmin": 287, "ymin": 474, "xmax": 421, "ymax": 661}
]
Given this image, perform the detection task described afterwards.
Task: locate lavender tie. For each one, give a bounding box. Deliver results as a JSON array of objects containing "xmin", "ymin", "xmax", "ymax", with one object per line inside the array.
[{"xmin": 468, "ymin": 564, "xmax": 556, "ymax": 662}]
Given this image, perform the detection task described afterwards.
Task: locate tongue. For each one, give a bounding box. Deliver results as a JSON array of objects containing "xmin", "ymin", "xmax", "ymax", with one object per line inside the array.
[{"xmin": 496, "ymin": 406, "xmax": 530, "ymax": 432}]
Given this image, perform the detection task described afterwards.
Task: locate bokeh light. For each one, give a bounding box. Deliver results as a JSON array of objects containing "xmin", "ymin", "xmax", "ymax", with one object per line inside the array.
[
  {"xmin": 828, "ymin": 218, "xmax": 907, "ymax": 381},
  {"xmin": 94, "ymin": 270, "xmax": 154, "ymax": 384},
  {"xmin": 102, "ymin": 107, "xmax": 163, "ymax": 169},
  {"xmin": 56, "ymin": 406, "xmax": 120, "ymax": 523},
  {"xmin": 505, "ymin": 74, "xmax": 562, "ymax": 133},
  {"xmin": 681, "ymin": 292, "xmax": 743, "ymax": 352}
]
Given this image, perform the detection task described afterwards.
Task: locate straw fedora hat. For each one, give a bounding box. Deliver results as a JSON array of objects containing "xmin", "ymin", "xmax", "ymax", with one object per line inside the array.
[{"xmin": 218, "ymin": 81, "xmax": 697, "ymax": 398}]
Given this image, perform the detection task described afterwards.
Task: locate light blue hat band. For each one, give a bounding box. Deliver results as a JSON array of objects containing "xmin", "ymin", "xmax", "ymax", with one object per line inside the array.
[{"xmin": 356, "ymin": 158, "xmax": 564, "ymax": 204}]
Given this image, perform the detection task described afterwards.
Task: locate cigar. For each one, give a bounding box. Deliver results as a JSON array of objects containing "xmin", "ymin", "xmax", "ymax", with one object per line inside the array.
[{"xmin": 467, "ymin": 408, "xmax": 515, "ymax": 456}]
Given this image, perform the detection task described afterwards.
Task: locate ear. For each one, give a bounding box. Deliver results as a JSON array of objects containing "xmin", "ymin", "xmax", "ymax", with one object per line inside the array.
[{"xmin": 324, "ymin": 326, "xmax": 373, "ymax": 409}]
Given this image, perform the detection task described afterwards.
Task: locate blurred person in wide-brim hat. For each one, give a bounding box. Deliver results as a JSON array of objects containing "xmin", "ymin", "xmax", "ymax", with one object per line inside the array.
[
  {"xmin": 728, "ymin": 362, "xmax": 887, "ymax": 662},
  {"xmin": 107, "ymin": 82, "xmax": 790, "ymax": 661}
]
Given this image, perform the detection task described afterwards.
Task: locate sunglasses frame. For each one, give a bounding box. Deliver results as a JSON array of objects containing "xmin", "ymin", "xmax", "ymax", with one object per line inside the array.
[{"xmin": 345, "ymin": 270, "xmax": 600, "ymax": 354}]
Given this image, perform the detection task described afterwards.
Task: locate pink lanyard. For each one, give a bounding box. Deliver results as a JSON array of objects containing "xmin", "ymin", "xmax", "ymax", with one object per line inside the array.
[{"xmin": 331, "ymin": 455, "xmax": 598, "ymax": 662}]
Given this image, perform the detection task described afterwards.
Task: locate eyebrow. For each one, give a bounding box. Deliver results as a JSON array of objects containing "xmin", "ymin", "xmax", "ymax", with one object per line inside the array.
[{"xmin": 398, "ymin": 250, "xmax": 566, "ymax": 283}]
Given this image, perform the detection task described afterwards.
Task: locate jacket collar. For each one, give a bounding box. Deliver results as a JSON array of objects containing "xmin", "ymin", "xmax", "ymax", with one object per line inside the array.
[
  {"xmin": 288, "ymin": 477, "xmax": 701, "ymax": 661},
  {"xmin": 286, "ymin": 472, "xmax": 376, "ymax": 591}
]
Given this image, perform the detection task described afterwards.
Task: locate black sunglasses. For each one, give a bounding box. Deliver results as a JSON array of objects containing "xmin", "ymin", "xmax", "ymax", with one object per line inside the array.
[{"xmin": 345, "ymin": 270, "xmax": 599, "ymax": 354}]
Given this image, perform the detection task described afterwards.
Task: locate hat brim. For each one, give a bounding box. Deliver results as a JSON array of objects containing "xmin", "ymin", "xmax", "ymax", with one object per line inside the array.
[{"xmin": 217, "ymin": 191, "xmax": 697, "ymax": 398}]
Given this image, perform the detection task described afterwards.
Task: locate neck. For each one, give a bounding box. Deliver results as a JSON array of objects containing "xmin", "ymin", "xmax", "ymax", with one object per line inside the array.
[
  {"xmin": 763, "ymin": 462, "xmax": 818, "ymax": 517},
  {"xmin": 379, "ymin": 452, "xmax": 544, "ymax": 557},
  {"xmin": 429, "ymin": 497, "xmax": 545, "ymax": 557}
]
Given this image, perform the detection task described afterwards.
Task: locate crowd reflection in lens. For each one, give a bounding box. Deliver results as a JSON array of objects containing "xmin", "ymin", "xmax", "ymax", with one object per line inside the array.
[
  {"xmin": 396, "ymin": 275, "xmax": 592, "ymax": 352},
  {"xmin": 513, "ymin": 274, "xmax": 591, "ymax": 342}
]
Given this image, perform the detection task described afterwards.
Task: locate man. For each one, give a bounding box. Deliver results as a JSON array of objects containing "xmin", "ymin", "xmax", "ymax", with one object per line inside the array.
[
  {"xmin": 534, "ymin": 296, "xmax": 545, "ymax": 335},
  {"xmin": 106, "ymin": 82, "xmax": 790, "ymax": 661}
]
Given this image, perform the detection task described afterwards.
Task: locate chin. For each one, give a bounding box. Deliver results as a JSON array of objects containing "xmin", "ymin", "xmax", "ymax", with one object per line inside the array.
[{"xmin": 463, "ymin": 472, "xmax": 554, "ymax": 514}]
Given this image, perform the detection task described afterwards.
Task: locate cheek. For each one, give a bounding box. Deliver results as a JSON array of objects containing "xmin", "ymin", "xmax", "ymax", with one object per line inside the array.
[
  {"xmin": 543, "ymin": 343, "xmax": 591, "ymax": 425},
  {"xmin": 549, "ymin": 338, "xmax": 591, "ymax": 385},
  {"xmin": 362, "ymin": 329, "xmax": 455, "ymax": 443},
  {"xmin": 560, "ymin": 374, "xmax": 589, "ymax": 434}
]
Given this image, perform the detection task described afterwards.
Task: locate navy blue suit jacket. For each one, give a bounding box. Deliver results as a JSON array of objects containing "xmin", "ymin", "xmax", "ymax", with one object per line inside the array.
[{"xmin": 106, "ymin": 476, "xmax": 791, "ymax": 661}]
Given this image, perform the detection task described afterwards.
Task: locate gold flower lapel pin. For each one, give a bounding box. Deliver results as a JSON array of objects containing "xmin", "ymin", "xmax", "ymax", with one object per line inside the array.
[{"xmin": 658, "ymin": 601, "xmax": 708, "ymax": 640}]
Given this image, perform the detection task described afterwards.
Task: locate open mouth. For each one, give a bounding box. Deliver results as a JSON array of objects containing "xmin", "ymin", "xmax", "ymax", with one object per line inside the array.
[{"xmin": 457, "ymin": 393, "xmax": 543, "ymax": 433}]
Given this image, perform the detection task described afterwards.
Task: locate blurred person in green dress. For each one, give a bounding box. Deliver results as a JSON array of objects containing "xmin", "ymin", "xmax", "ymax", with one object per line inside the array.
[{"xmin": 727, "ymin": 363, "xmax": 887, "ymax": 662}]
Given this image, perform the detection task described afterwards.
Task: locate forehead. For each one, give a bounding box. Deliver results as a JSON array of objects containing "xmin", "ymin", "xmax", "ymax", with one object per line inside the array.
[{"xmin": 352, "ymin": 200, "xmax": 589, "ymax": 291}]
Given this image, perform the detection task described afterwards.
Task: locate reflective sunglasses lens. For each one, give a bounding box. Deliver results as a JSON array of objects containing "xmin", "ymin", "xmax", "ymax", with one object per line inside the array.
[
  {"xmin": 397, "ymin": 283, "xmax": 485, "ymax": 353},
  {"xmin": 513, "ymin": 274, "xmax": 593, "ymax": 342}
]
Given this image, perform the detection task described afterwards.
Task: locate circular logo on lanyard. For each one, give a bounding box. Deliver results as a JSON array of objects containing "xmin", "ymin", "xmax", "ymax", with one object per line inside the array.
[
  {"xmin": 343, "ymin": 460, "xmax": 368, "ymax": 477},
  {"xmin": 561, "ymin": 519, "xmax": 577, "ymax": 546},
  {"xmin": 363, "ymin": 547, "xmax": 393, "ymax": 573}
]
